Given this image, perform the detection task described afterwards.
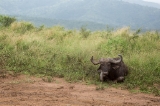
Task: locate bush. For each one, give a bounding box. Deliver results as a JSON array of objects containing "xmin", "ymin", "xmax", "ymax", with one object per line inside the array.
[
  {"xmin": 0, "ymin": 15, "xmax": 16, "ymax": 27},
  {"xmin": 80, "ymin": 26, "xmax": 91, "ymax": 38},
  {"xmin": 13, "ymin": 22, "xmax": 35, "ymax": 33},
  {"xmin": 0, "ymin": 21, "xmax": 159, "ymax": 96}
]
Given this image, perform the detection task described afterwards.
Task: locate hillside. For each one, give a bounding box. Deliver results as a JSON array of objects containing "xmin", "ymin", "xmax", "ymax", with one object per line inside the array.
[
  {"xmin": 0, "ymin": 0, "xmax": 160, "ymax": 30},
  {"xmin": 122, "ymin": 0, "xmax": 160, "ymax": 9}
]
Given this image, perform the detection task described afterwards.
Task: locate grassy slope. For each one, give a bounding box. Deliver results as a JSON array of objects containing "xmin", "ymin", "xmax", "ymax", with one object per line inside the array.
[{"xmin": 0, "ymin": 22, "xmax": 160, "ymax": 96}]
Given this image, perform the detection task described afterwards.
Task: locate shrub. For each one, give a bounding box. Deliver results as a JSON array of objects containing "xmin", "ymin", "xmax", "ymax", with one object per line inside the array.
[
  {"xmin": 0, "ymin": 15, "xmax": 16, "ymax": 27},
  {"xmin": 0, "ymin": 21, "xmax": 159, "ymax": 95},
  {"xmin": 80, "ymin": 26, "xmax": 91, "ymax": 38}
]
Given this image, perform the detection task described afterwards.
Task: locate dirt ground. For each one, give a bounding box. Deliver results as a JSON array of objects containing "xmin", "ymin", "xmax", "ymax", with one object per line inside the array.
[{"xmin": 0, "ymin": 74, "xmax": 159, "ymax": 106}]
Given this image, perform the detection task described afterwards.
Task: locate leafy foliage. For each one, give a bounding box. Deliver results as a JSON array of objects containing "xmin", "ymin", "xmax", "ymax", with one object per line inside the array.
[
  {"xmin": 0, "ymin": 15, "xmax": 16, "ymax": 27},
  {"xmin": 80, "ymin": 26, "xmax": 91, "ymax": 38},
  {"xmin": 0, "ymin": 17, "xmax": 160, "ymax": 96}
]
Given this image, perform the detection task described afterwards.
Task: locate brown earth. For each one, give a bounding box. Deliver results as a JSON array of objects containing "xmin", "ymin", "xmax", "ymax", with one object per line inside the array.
[{"xmin": 0, "ymin": 74, "xmax": 159, "ymax": 106}]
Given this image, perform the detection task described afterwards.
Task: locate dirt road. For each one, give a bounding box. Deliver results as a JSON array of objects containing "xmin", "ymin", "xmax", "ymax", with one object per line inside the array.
[{"xmin": 0, "ymin": 75, "xmax": 159, "ymax": 106}]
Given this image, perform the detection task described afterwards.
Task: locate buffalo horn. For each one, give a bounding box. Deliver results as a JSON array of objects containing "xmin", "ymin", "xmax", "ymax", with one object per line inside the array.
[
  {"xmin": 90, "ymin": 56, "xmax": 100, "ymax": 65},
  {"xmin": 91, "ymin": 55, "xmax": 122, "ymax": 64},
  {"xmin": 108, "ymin": 55, "xmax": 122, "ymax": 63}
]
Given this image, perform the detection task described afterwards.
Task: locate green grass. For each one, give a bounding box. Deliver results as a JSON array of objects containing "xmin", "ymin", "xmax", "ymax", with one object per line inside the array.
[{"xmin": 0, "ymin": 20, "xmax": 160, "ymax": 96}]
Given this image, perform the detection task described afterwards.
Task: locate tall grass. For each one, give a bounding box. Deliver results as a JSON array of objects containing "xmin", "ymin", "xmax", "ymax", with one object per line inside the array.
[{"xmin": 0, "ymin": 21, "xmax": 159, "ymax": 95}]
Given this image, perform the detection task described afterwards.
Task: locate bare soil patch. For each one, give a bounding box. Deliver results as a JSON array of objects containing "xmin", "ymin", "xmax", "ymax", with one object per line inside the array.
[{"xmin": 0, "ymin": 74, "xmax": 159, "ymax": 106}]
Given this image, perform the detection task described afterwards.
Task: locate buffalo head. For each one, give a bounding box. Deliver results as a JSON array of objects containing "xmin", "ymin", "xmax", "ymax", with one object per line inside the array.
[{"xmin": 91, "ymin": 55, "xmax": 127, "ymax": 82}]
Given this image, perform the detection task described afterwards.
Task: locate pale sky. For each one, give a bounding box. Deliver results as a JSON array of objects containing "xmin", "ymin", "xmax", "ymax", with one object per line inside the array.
[{"xmin": 143, "ymin": 0, "xmax": 160, "ymax": 4}]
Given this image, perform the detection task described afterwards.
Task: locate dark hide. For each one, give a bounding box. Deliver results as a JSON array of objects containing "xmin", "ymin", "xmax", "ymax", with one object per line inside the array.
[{"xmin": 91, "ymin": 55, "xmax": 128, "ymax": 82}]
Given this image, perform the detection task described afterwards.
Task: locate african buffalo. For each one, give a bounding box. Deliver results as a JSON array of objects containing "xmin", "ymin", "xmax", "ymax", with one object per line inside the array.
[{"xmin": 91, "ymin": 55, "xmax": 128, "ymax": 82}]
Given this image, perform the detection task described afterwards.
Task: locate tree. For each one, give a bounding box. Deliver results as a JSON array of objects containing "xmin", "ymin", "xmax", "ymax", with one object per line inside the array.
[{"xmin": 0, "ymin": 15, "xmax": 16, "ymax": 27}]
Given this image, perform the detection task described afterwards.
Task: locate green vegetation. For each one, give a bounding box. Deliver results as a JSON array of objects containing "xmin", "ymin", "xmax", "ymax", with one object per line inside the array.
[
  {"xmin": 0, "ymin": 16, "xmax": 160, "ymax": 96},
  {"xmin": 0, "ymin": 15, "xmax": 16, "ymax": 27}
]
